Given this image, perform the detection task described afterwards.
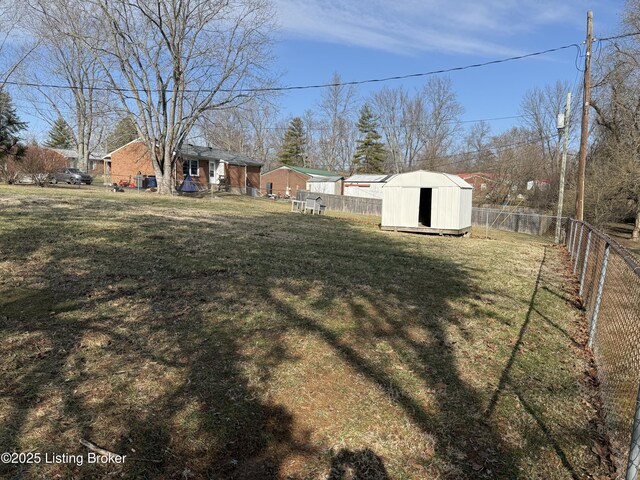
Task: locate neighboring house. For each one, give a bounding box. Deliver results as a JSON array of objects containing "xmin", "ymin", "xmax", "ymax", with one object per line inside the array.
[
  {"xmin": 261, "ymin": 165, "xmax": 339, "ymax": 198},
  {"xmin": 343, "ymin": 174, "xmax": 396, "ymax": 199},
  {"xmin": 103, "ymin": 140, "xmax": 262, "ymax": 191},
  {"xmin": 457, "ymin": 172, "xmax": 493, "ymax": 191},
  {"xmin": 527, "ymin": 178, "xmax": 551, "ymax": 191},
  {"xmin": 49, "ymin": 148, "xmax": 105, "ymax": 173}
]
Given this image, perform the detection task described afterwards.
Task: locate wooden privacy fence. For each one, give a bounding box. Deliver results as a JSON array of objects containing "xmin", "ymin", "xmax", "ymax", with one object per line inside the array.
[
  {"xmin": 294, "ymin": 193, "xmax": 563, "ymax": 237},
  {"xmin": 296, "ymin": 190, "xmax": 382, "ymax": 216},
  {"xmin": 472, "ymin": 207, "xmax": 563, "ymax": 237}
]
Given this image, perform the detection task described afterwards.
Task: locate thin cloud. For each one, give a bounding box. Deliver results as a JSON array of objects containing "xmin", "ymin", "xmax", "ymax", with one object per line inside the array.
[{"xmin": 274, "ymin": 0, "xmax": 580, "ymax": 56}]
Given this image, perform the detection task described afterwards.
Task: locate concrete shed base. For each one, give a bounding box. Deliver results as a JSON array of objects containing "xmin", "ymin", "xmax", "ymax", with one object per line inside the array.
[{"xmin": 380, "ymin": 225, "xmax": 471, "ymax": 236}]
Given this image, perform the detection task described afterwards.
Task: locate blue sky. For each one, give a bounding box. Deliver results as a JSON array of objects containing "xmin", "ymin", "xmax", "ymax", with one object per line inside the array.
[
  {"xmin": 271, "ymin": 0, "xmax": 625, "ymax": 133},
  {"xmin": 11, "ymin": 0, "xmax": 627, "ymax": 141}
]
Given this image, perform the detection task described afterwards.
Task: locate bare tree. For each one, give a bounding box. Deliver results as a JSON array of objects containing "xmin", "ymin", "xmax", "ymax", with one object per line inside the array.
[
  {"xmin": 82, "ymin": 0, "xmax": 275, "ymax": 194},
  {"xmin": 419, "ymin": 77, "xmax": 464, "ymax": 170},
  {"xmin": 519, "ymin": 81, "xmax": 578, "ymax": 200},
  {"xmin": 583, "ymin": 0, "xmax": 640, "ymax": 239},
  {"xmin": 483, "ymin": 128, "xmax": 544, "ymax": 205},
  {"xmin": 372, "ymin": 86, "xmax": 427, "ymax": 174},
  {"xmin": 198, "ymin": 108, "xmax": 249, "ymax": 153},
  {"xmin": 302, "ymin": 109, "xmax": 320, "ymax": 168},
  {"xmin": 317, "ymin": 73, "xmax": 357, "ymax": 173},
  {"xmin": 23, "ymin": 0, "xmax": 110, "ymax": 172},
  {"xmin": 0, "ymin": 0, "xmax": 37, "ymax": 88},
  {"xmin": 450, "ymin": 120, "xmax": 494, "ymax": 173},
  {"xmin": 197, "ymin": 96, "xmax": 280, "ymax": 169},
  {"xmin": 590, "ymin": 50, "xmax": 640, "ymax": 238}
]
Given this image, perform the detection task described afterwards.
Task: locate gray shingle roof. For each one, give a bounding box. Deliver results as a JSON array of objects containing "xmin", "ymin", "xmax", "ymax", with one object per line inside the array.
[
  {"xmin": 179, "ymin": 144, "xmax": 263, "ymax": 166},
  {"xmin": 306, "ymin": 175, "xmax": 343, "ymax": 182},
  {"xmin": 345, "ymin": 174, "xmax": 395, "ymax": 183}
]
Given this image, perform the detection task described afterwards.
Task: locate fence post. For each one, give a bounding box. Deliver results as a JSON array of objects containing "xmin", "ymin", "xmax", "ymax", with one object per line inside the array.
[
  {"xmin": 572, "ymin": 221, "xmax": 580, "ymax": 259},
  {"xmin": 573, "ymin": 223, "xmax": 585, "ymax": 274},
  {"xmin": 579, "ymin": 230, "xmax": 591, "ymax": 297},
  {"xmin": 568, "ymin": 220, "xmax": 575, "ymax": 256},
  {"xmin": 567, "ymin": 219, "xmax": 576, "ymax": 255},
  {"xmin": 485, "ymin": 211, "xmax": 489, "ymax": 239},
  {"xmin": 626, "ymin": 384, "xmax": 640, "ymax": 480},
  {"xmin": 588, "ymin": 243, "xmax": 610, "ymax": 349}
]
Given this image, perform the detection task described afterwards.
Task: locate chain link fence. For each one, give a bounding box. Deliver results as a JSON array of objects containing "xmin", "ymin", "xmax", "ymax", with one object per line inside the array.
[
  {"xmin": 473, "ymin": 207, "xmax": 568, "ymax": 239},
  {"xmin": 567, "ymin": 219, "xmax": 640, "ymax": 479}
]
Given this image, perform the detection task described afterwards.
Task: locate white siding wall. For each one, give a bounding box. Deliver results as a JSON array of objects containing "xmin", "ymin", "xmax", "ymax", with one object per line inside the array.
[
  {"xmin": 382, "ymin": 187, "xmax": 419, "ymax": 227},
  {"xmin": 459, "ymin": 188, "xmax": 473, "ymax": 228},
  {"xmin": 344, "ymin": 184, "xmax": 384, "ymax": 199},
  {"xmin": 431, "ymin": 187, "xmax": 460, "ymax": 229},
  {"xmin": 307, "ymin": 181, "xmax": 338, "ymax": 195}
]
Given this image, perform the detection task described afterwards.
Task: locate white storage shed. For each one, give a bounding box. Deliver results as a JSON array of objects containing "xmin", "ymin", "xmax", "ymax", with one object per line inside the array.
[
  {"xmin": 381, "ymin": 170, "xmax": 472, "ymax": 235},
  {"xmin": 306, "ymin": 175, "xmax": 343, "ymax": 195}
]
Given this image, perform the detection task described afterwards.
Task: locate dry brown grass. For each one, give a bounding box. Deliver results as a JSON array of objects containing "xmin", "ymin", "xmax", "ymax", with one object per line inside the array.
[{"xmin": 0, "ymin": 185, "xmax": 611, "ymax": 479}]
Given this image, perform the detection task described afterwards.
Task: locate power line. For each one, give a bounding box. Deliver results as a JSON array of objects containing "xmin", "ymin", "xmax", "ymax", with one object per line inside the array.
[
  {"xmin": 594, "ymin": 32, "xmax": 640, "ymax": 43},
  {"xmin": 426, "ymin": 134, "xmax": 559, "ymax": 171},
  {"xmin": 288, "ymin": 132, "xmax": 560, "ymax": 173},
  {"xmin": 5, "ymin": 32, "xmax": 639, "ymax": 96},
  {"xmin": 1, "ymin": 41, "xmax": 591, "ymax": 94},
  {"xmin": 197, "ymin": 114, "xmax": 524, "ymax": 134}
]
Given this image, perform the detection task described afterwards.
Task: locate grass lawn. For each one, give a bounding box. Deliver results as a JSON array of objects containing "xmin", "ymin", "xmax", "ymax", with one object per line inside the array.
[
  {"xmin": 0, "ymin": 185, "xmax": 610, "ymax": 479},
  {"xmin": 605, "ymin": 222, "xmax": 640, "ymax": 260}
]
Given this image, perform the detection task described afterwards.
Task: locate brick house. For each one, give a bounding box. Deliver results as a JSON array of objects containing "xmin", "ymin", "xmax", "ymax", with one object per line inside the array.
[
  {"xmin": 49, "ymin": 148, "xmax": 105, "ymax": 173},
  {"xmin": 457, "ymin": 172, "xmax": 493, "ymax": 192},
  {"xmin": 260, "ymin": 165, "xmax": 340, "ymax": 198},
  {"xmin": 104, "ymin": 140, "xmax": 262, "ymax": 191}
]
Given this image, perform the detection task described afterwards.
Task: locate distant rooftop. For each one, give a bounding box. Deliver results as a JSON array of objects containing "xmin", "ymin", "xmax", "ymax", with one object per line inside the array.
[
  {"xmin": 266, "ymin": 165, "xmax": 339, "ymax": 177},
  {"xmin": 345, "ymin": 174, "xmax": 395, "ymax": 183},
  {"xmin": 457, "ymin": 172, "xmax": 493, "ymax": 179},
  {"xmin": 306, "ymin": 175, "xmax": 343, "ymax": 182},
  {"xmin": 51, "ymin": 148, "xmax": 103, "ymax": 161},
  {"xmin": 180, "ymin": 144, "xmax": 263, "ymax": 166}
]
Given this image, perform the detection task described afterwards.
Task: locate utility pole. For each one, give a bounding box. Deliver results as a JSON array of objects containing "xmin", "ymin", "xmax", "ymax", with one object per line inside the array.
[
  {"xmin": 555, "ymin": 92, "xmax": 571, "ymax": 244},
  {"xmin": 576, "ymin": 10, "xmax": 593, "ymax": 221}
]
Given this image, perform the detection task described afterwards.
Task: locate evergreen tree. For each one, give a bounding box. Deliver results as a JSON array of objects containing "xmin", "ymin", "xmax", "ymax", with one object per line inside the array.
[
  {"xmin": 105, "ymin": 117, "xmax": 138, "ymax": 152},
  {"xmin": 0, "ymin": 89, "xmax": 27, "ymax": 161},
  {"xmin": 353, "ymin": 104, "xmax": 386, "ymax": 173},
  {"xmin": 277, "ymin": 117, "xmax": 306, "ymax": 166},
  {"xmin": 45, "ymin": 116, "xmax": 75, "ymax": 149}
]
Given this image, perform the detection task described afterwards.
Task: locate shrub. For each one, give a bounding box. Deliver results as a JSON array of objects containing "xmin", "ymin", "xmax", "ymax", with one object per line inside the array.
[{"xmin": 19, "ymin": 146, "xmax": 67, "ymax": 187}]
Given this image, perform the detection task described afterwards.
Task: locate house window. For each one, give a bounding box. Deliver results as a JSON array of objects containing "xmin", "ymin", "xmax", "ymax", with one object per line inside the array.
[{"xmin": 183, "ymin": 159, "xmax": 199, "ymax": 176}]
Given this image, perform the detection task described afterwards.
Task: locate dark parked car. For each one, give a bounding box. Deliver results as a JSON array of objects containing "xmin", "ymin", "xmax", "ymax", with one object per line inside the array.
[{"xmin": 52, "ymin": 168, "xmax": 92, "ymax": 185}]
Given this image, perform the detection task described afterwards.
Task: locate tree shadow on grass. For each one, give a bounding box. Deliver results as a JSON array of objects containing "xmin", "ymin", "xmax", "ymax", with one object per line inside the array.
[
  {"xmin": 0, "ymin": 195, "xmax": 594, "ymax": 478},
  {"xmin": 326, "ymin": 448, "xmax": 390, "ymax": 480}
]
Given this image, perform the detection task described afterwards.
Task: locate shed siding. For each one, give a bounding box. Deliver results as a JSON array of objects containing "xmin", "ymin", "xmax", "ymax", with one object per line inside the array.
[
  {"xmin": 459, "ymin": 188, "xmax": 473, "ymax": 228},
  {"xmin": 432, "ymin": 187, "xmax": 460, "ymax": 229},
  {"xmin": 382, "ymin": 187, "xmax": 419, "ymax": 228}
]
